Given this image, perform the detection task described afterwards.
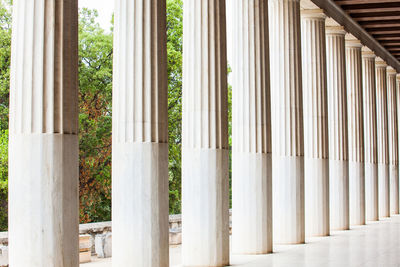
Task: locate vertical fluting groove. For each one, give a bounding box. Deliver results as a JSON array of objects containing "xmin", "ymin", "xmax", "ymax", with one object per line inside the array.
[
  {"xmin": 301, "ymin": 10, "xmax": 329, "ymax": 237},
  {"xmin": 362, "ymin": 49, "xmax": 379, "ymax": 222},
  {"xmin": 182, "ymin": 0, "xmax": 228, "ymax": 150},
  {"xmin": 10, "ymin": 0, "xmax": 78, "ymax": 135},
  {"xmin": 301, "ymin": 13, "xmax": 328, "ymax": 159},
  {"xmin": 346, "ymin": 45, "xmax": 364, "ymax": 163},
  {"xmin": 363, "ymin": 54, "xmax": 378, "ymax": 165},
  {"xmin": 345, "ymin": 39, "xmax": 365, "ymax": 226},
  {"xmin": 113, "ymin": 0, "xmax": 167, "ymax": 144},
  {"xmin": 387, "ymin": 68, "xmax": 399, "ymax": 215},
  {"xmin": 397, "ymin": 74, "xmax": 400, "ymax": 206},
  {"xmin": 376, "ymin": 64, "xmax": 389, "ymax": 165},
  {"xmin": 232, "ymin": 0, "xmax": 270, "ymax": 155},
  {"xmin": 269, "ymin": 0, "xmax": 304, "ymax": 244},
  {"xmin": 387, "ymin": 69, "xmax": 398, "ymax": 166},
  {"xmin": 9, "ymin": 1, "xmax": 79, "ymax": 266},
  {"xmin": 112, "ymin": 1, "xmax": 169, "ymax": 266},
  {"xmin": 182, "ymin": 1, "xmax": 229, "ymax": 266},
  {"xmin": 270, "ymin": 0, "xmax": 303, "ymax": 157},
  {"xmin": 327, "ymin": 30, "xmax": 348, "ymax": 162},
  {"xmin": 397, "ymin": 75, "xmax": 400, "ymax": 176},
  {"xmin": 376, "ymin": 59, "xmax": 390, "ymax": 218},
  {"xmin": 327, "ymin": 28, "xmax": 349, "ymax": 230},
  {"xmin": 230, "ymin": 0, "xmax": 272, "ymax": 254}
]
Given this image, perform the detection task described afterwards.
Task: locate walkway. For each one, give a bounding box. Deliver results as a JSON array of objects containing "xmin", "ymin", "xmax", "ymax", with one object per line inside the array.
[{"xmin": 82, "ymin": 216, "xmax": 400, "ymax": 267}]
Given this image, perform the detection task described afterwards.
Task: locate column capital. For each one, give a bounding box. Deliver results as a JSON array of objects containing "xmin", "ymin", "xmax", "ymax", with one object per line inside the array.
[
  {"xmin": 326, "ymin": 26, "xmax": 346, "ymax": 35},
  {"xmin": 396, "ymin": 74, "xmax": 400, "ymax": 81},
  {"xmin": 362, "ymin": 46, "xmax": 376, "ymax": 58},
  {"xmin": 376, "ymin": 57, "xmax": 388, "ymax": 68},
  {"xmin": 387, "ymin": 66, "xmax": 397, "ymax": 75},
  {"xmin": 301, "ymin": 9, "xmax": 326, "ymax": 19},
  {"xmin": 345, "ymin": 34, "xmax": 362, "ymax": 48}
]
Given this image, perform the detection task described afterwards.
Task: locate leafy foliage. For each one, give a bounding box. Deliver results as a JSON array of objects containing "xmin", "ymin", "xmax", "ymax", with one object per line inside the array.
[
  {"xmin": 0, "ymin": 0, "xmax": 231, "ymax": 227},
  {"xmin": 0, "ymin": 130, "xmax": 7, "ymax": 230},
  {"xmin": 0, "ymin": 0, "xmax": 11, "ymax": 231},
  {"xmin": 167, "ymin": 0, "xmax": 183, "ymax": 214},
  {"xmin": 78, "ymin": 9, "xmax": 113, "ymax": 223},
  {"xmin": 0, "ymin": 0, "xmax": 11, "ymax": 130}
]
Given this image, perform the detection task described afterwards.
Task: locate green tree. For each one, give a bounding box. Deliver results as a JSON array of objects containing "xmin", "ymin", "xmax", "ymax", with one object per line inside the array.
[
  {"xmin": 0, "ymin": 0, "xmax": 11, "ymax": 130},
  {"xmin": 78, "ymin": 8, "xmax": 113, "ymax": 223},
  {"xmin": 0, "ymin": 1, "xmax": 208, "ymax": 226},
  {"xmin": 167, "ymin": 0, "xmax": 183, "ymax": 214},
  {"xmin": 0, "ymin": 0, "xmax": 11, "ymax": 231},
  {"xmin": 0, "ymin": 129, "xmax": 7, "ymax": 230}
]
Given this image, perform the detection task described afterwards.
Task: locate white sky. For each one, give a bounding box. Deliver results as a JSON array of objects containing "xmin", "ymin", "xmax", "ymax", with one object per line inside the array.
[{"xmin": 79, "ymin": 0, "xmax": 114, "ymax": 30}]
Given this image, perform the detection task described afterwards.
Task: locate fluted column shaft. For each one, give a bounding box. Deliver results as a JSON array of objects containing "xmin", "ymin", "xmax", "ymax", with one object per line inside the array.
[
  {"xmin": 9, "ymin": 1, "xmax": 79, "ymax": 266},
  {"xmin": 376, "ymin": 58, "xmax": 390, "ymax": 218},
  {"xmin": 345, "ymin": 38, "xmax": 365, "ymax": 226},
  {"xmin": 362, "ymin": 48, "xmax": 379, "ymax": 221},
  {"xmin": 387, "ymin": 67, "xmax": 399, "ymax": 215},
  {"xmin": 229, "ymin": 0, "xmax": 272, "ymax": 254},
  {"xmin": 112, "ymin": 1, "xmax": 169, "ymax": 266},
  {"xmin": 269, "ymin": 0, "xmax": 304, "ymax": 244},
  {"xmin": 397, "ymin": 74, "xmax": 400, "ymax": 209},
  {"xmin": 326, "ymin": 27, "xmax": 349, "ymax": 230},
  {"xmin": 301, "ymin": 10, "xmax": 329, "ymax": 237},
  {"xmin": 182, "ymin": 1, "xmax": 229, "ymax": 266}
]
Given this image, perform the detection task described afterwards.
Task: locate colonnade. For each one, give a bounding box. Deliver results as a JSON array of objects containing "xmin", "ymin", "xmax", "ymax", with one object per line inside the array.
[{"xmin": 7, "ymin": 0, "xmax": 400, "ymax": 267}]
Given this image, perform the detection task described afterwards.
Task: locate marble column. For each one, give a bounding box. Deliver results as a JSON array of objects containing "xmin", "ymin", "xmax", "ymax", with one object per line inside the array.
[
  {"xmin": 229, "ymin": 0, "xmax": 272, "ymax": 254},
  {"xmin": 376, "ymin": 58, "xmax": 390, "ymax": 218},
  {"xmin": 387, "ymin": 66, "xmax": 399, "ymax": 215},
  {"xmin": 397, "ymin": 74, "xmax": 400, "ymax": 210},
  {"xmin": 269, "ymin": 0, "xmax": 305, "ymax": 244},
  {"xmin": 345, "ymin": 36, "xmax": 365, "ymax": 226},
  {"xmin": 8, "ymin": 1, "xmax": 79, "ymax": 266},
  {"xmin": 326, "ymin": 26, "xmax": 349, "ymax": 230},
  {"xmin": 362, "ymin": 47, "xmax": 379, "ymax": 221},
  {"xmin": 112, "ymin": 0, "xmax": 169, "ymax": 266},
  {"xmin": 301, "ymin": 9, "xmax": 329, "ymax": 237},
  {"xmin": 182, "ymin": 1, "xmax": 229, "ymax": 266}
]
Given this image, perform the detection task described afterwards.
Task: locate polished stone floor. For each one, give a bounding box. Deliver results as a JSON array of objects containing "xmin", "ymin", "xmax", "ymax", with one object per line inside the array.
[{"xmin": 82, "ymin": 215, "xmax": 400, "ymax": 267}]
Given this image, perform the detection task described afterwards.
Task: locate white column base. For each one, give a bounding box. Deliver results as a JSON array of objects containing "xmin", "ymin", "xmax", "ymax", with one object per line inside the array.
[
  {"xmin": 273, "ymin": 155, "xmax": 305, "ymax": 244},
  {"xmin": 232, "ymin": 152, "xmax": 272, "ymax": 254},
  {"xmin": 9, "ymin": 134, "xmax": 79, "ymax": 267},
  {"xmin": 365, "ymin": 162, "xmax": 379, "ymax": 221},
  {"xmin": 112, "ymin": 143, "xmax": 169, "ymax": 267},
  {"xmin": 390, "ymin": 164, "xmax": 399, "ymax": 215},
  {"xmin": 329, "ymin": 159, "xmax": 349, "ymax": 230},
  {"xmin": 378, "ymin": 163, "xmax": 390, "ymax": 218},
  {"xmin": 349, "ymin": 161, "xmax": 365, "ymax": 225},
  {"xmin": 182, "ymin": 148, "xmax": 229, "ymax": 267},
  {"xmin": 305, "ymin": 158, "xmax": 329, "ymax": 237}
]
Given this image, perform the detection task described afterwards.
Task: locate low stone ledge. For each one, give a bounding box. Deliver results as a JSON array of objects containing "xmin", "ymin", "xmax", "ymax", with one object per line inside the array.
[
  {"xmin": 0, "ymin": 210, "xmax": 232, "ymax": 262},
  {"xmin": 0, "ymin": 233, "xmax": 7, "ymax": 246},
  {"xmin": 79, "ymin": 221, "xmax": 112, "ymax": 235}
]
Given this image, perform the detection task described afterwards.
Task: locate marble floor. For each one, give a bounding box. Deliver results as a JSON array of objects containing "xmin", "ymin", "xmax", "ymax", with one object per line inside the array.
[{"xmin": 82, "ymin": 215, "xmax": 400, "ymax": 267}]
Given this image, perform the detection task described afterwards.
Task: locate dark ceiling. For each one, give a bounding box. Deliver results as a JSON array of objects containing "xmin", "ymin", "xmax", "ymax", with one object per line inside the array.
[{"xmin": 334, "ymin": 0, "xmax": 400, "ymax": 61}]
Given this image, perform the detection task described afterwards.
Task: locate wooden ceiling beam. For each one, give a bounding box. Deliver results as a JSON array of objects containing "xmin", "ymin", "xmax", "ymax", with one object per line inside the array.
[
  {"xmin": 381, "ymin": 41, "xmax": 400, "ymax": 45},
  {"xmin": 354, "ymin": 15, "xmax": 400, "ymax": 21},
  {"xmin": 373, "ymin": 33, "xmax": 400, "ymax": 38},
  {"xmin": 369, "ymin": 28, "xmax": 400, "ymax": 34},
  {"xmin": 352, "ymin": 11, "xmax": 400, "ymax": 18},
  {"xmin": 345, "ymin": 7, "xmax": 400, "ymax": 14},
  {"xmin": 336, "ymin": 0, "xmax": 400, "ymax": 4},
  {"xmin": 375, "ymin": 36, "xmax": 400, "ymax": 41},
  {"xmin": 359, "ymin": 20, "xmax": 400, "ymax": 28},
  {"xmin": 314, "ymin": 0, "xmax": 400, "ymax": 71}
]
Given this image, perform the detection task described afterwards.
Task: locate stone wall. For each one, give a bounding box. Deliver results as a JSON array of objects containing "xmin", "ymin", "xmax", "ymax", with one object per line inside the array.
[{"xmin": 0, "ymin": 211, "xmax": 232, "ymax": 263}]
